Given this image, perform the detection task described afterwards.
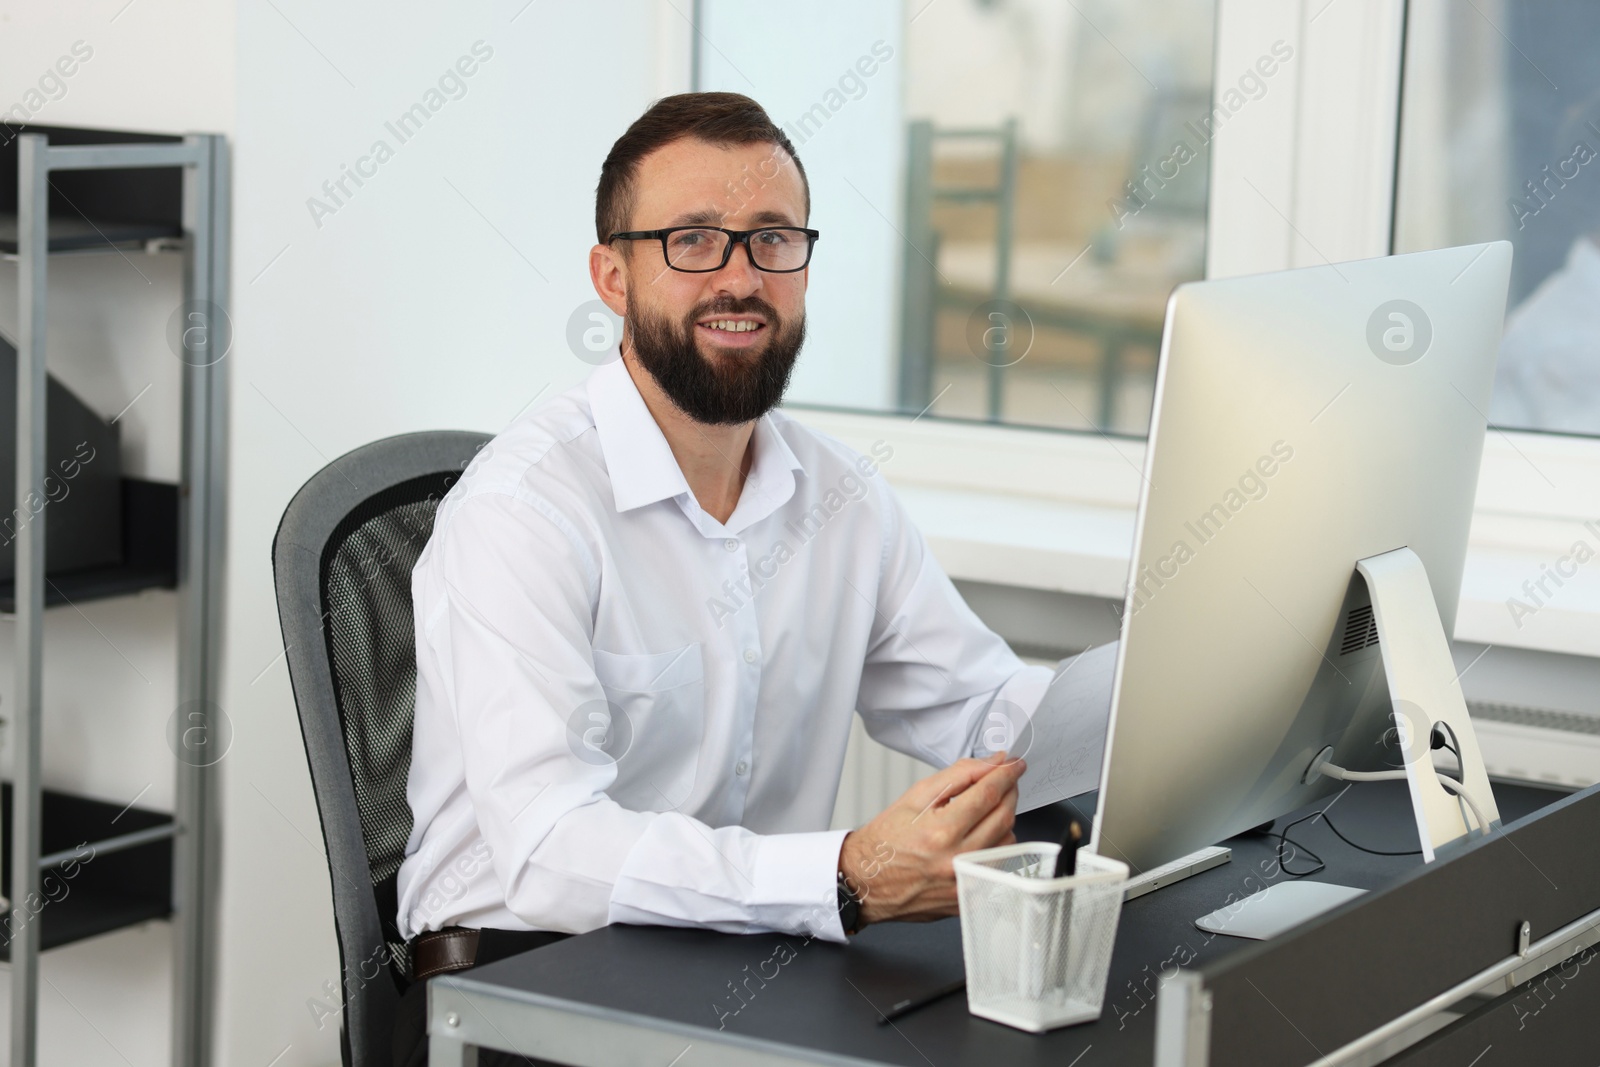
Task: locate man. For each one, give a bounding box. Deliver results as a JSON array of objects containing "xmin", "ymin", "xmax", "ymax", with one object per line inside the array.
[{"xmin": 393, "ymin": 92, "xmax": 1059, "ymax": 1064}]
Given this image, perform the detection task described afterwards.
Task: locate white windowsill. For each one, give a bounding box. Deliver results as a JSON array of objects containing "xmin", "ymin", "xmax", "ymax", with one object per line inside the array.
[{"xmin": 787, "ymin": 407, "xmax": 1600, "ymax": 660}]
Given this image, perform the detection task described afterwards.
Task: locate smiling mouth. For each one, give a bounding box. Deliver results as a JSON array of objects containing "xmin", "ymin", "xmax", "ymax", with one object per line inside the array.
[
  {"xmin": 697, "ymin": 318, "xmax": 767, "ymax": 335},
  {"xmin": 694, "ymin": 317, "xmax": 770, "ymax": 348}
]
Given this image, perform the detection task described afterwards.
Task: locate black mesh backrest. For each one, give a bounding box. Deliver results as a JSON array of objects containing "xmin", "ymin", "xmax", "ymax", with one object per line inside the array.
[
  {"xmin": 321, "ymin": 475, "xmax": 458, "ymax": 883},
  {"xmin": 320, "ymin": 474, "xmax": 459, "ymax": 966},
  {"xmin": 272, "ymin": 431, "xmax": 490, "ymax": 1067}
]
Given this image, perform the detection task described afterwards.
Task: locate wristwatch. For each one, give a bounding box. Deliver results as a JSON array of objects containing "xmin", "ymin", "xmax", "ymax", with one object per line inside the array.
[{"xmin": 836, "ymin": 871, "xmax": 864, "ymax": 935}]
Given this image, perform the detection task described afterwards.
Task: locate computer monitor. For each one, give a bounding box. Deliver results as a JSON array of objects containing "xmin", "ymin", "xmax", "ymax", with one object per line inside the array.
[{"xmin": 1090, "ymin": 242, "xmax": 1514, "ymax": 881}]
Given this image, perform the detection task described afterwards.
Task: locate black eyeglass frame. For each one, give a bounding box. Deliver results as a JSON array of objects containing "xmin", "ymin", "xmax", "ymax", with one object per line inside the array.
[{"xmin": 607, "ymin": 226, "xmax": 821, "ymax": 273}]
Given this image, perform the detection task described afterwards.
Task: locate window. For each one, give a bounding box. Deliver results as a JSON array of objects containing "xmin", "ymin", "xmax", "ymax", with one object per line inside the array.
[
  {"xmin": 1395, "ymin": 0, "xmax": 1600, "ymax": 438},
  {"xmin": 696, "ymin": 0, "xmax": 1217, "ymax": 435}
]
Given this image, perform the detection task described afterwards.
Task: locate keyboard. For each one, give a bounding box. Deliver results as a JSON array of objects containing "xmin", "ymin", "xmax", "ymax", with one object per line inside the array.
[{"xmin": 1122, "ymin": 845, "xmax": 1232, "ymax": 901}]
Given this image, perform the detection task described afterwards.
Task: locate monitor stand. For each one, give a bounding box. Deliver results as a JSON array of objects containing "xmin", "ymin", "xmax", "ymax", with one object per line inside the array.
[
  {"xmin": 1194, "ymin": 547, "xmax": 1502, "ymax": 938},
  {"xmin": 1350, "ymin": 546, "xmax": 1501, "ymax": 858}
]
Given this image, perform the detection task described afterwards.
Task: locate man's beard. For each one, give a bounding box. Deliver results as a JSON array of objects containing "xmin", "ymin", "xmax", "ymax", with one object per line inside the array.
[{"xmin": 624, "ymin": 293, "xmax": 805, "ymax": 425}]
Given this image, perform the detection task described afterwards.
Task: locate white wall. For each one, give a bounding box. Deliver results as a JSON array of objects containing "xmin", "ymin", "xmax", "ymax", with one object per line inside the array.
[
  {"xmin": 0, "ymin": 0, "xmax": 234, "ymax": 139},
  {"xmin": 225, "ymin": 2, "xmax": 689, "ymax": 1063}
]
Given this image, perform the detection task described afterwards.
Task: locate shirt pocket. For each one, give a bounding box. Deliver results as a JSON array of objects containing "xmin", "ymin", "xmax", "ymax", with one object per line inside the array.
[{"xmin": 589, "ymin": 642, "xmax": 705, "ymax": 813}]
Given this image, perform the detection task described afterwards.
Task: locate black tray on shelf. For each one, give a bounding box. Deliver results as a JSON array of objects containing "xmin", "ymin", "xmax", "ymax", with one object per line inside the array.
[
  {"xmin": 0, "ymin": 782, "xmax": 172, "ymax": 956},
  {"xmin": 0, "ymin": 478, "xmax": 178, "ymax": 612},
  {"xmin": 0, "ymin": 122, "xmax": 183, "ymax": 256}
]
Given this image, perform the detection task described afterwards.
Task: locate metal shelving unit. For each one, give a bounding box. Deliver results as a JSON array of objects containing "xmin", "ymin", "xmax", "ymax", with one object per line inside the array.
[{"xmin": 11, "ymin": 131, "xmax": 227, "ymax": 1067}]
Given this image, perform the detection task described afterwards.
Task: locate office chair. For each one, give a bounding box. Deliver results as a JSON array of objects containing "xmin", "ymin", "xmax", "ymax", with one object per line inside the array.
[{"xmin": 272, "ymin": 430, "xmax": 491, "ymax": 1067}]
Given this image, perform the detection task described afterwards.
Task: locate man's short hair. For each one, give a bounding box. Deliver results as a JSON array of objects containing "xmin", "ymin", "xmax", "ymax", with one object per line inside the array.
[{"xmin": 595, "ymin": 91, "xmax": 809, "ymax": 246}]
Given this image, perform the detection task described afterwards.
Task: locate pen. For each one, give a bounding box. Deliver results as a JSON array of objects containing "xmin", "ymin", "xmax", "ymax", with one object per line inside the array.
[
  {"xmin": 876, "ymin": 978, "xmax": 967, "ymax": 1024},
  {"xmin": 1028, "ymin": 818, "xmax": 1086, "ymax": 1004},
  {"xmin": 1052, "ymin": 818, "xmax": 1084, "ymax": 878}
]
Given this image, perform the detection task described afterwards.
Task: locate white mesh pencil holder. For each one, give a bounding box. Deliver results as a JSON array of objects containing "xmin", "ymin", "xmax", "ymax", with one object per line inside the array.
[{"xmin": 953, "ymin": 842, "xmax": 1128, "ymax": 1032}]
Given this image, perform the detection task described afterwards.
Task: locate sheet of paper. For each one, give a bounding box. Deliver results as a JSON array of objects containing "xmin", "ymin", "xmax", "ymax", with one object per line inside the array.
[{"xmin": 1002, "ymin": 642, "xmax": 1118, "ymax": 814}]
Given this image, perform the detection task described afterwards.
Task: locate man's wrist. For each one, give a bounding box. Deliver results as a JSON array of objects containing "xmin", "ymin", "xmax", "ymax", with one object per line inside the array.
[
  {"xmin": 836, "ymin": 870, "xmax": 864, "ymax": 935},
  {"xmin": 836, "ymin": 831, "xmax": 867, "ymax": 934}
]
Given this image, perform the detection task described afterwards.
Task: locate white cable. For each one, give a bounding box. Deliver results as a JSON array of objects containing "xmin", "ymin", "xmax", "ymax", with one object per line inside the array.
[
  {"xmin": 1317, "ymin": 761, "xmax": 1491, "ymax": 837},
  {"xmin": 1318, "ymin": 766, "xmax": 1408, "ymax": 783},
  {"xmin": 1431, "ymin": 773, "xmax": 1490, "ymax": 837}
]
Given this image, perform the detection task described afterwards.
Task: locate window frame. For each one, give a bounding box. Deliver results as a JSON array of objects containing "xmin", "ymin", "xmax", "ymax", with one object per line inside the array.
[{"xmin": 778, "ymin": 0, "xmax": 1600, "ymax": 658}]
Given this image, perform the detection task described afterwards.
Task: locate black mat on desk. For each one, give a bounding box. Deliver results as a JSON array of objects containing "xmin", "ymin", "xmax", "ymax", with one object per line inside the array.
[{"xmin": 461, "ymin": 781, "xmax": 1566, "ymax": 1066}]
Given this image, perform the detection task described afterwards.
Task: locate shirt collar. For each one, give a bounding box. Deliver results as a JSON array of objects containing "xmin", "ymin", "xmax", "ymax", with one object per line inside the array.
[
  {"xmin": 586, "ymin": 354, "xmax": 806, "ymax": 532},
  {"xmin": 726, "ymin": 409, "xmax": 805, "ymax": 534},
  {"xmin": 588, "ymin": 356, "xmax": 692, "ymax": 513}
]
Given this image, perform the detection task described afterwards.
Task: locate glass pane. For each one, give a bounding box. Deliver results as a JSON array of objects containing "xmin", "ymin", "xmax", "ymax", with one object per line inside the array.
[
  {"xmin": 901, "ymin": 0, "xmax": 1214, "ymax": 435},
  {"xmin": 695, "ymin": 0, "xmax": 1217, "ymax": 436},
  {"xmin": 1395, "ymin": 0, "xmax": 1600, "ymax": 438}
]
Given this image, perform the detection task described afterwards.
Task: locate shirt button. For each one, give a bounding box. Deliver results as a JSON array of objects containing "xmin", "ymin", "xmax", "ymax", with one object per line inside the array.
[
  {"xmin": 743, "ymin": 649, "xmax": 758, "ymax": 664},
  {"xmin": 735, "ymin": 760, "xmax": 749, "ymax": 776},
  {"xmin": 724, "ymin": 538, "xmax": 739, "ymax": 552}
]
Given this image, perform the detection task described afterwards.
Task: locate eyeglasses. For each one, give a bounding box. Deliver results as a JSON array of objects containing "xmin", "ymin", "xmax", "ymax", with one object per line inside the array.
[{"xmin": 608, "ymin": 226, "xmax": 820, "ymax": 273}]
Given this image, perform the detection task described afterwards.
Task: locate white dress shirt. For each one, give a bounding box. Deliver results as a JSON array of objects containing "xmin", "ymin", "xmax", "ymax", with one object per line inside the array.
[{"xmin": 395, "ymin": 354, "xmax": 1052, "ymax": 945}]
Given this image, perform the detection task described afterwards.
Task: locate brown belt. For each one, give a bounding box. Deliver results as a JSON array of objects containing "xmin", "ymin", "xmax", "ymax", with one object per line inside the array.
[
  {"xmin": 410, "ymin": 927, "xmax": 480, "ymax": 981},
  {"xmin": 410, "ymin": 926, "xmax": 572, "ymax": 983}
]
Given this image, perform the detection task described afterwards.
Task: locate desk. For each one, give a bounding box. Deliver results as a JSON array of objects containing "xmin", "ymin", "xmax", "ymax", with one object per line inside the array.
[{"xmin": 428, "ymin": 782, "xmax": 1573, "ymax": 1066}]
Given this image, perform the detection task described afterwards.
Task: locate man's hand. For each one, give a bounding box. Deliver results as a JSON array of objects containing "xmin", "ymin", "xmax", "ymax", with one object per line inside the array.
[{"xmin": 837, "ymin": 751, "xmax": 1025, "ymax": 928}]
